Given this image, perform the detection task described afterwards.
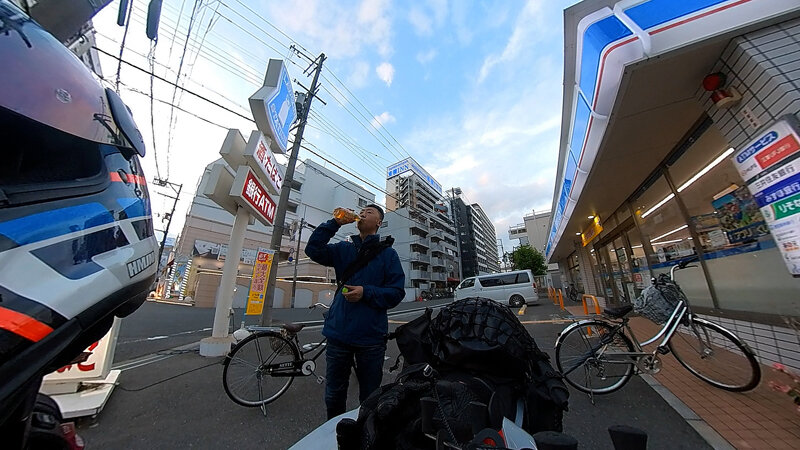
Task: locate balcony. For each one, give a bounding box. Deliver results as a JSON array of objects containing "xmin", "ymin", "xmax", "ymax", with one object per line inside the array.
[
  {"xmin": 411, "ymin": 237, "xmax": 430, "ymax": 248},
  {"xmin": 428, "ymin": 230, "xmax": 444, "ymax": 240},
  {"xmin": 431, "ymin": 257, "xmax": 445, "ymax": 267},
  {"xmin": 410, "ymin": 270, "xmax": 430, "ymax": 280},
  {"xmin": 430, "ymin": 272, "xmax": 446, "ymax": 281},
  {"xmin": 411, "ymin": 252, "xmax": 430, "ymax": 263},
  {"xmin": 410, "ymin": 221, "xmax": 429, "ymax": 233},
  {"xmin": 288, "ymin": 189, "xmax": 302, "ymax": 205},
  {"xmin": 430, "ymin": 243, "xmax": 444, "ymax": 253}
]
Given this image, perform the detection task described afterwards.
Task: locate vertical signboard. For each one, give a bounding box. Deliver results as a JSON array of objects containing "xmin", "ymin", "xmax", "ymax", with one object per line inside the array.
[
  {"xmin": 249, "ymin": 59, "xmax": 296, "ymax": 154},
  {"xmin": 246, "ymin": 249, "xmax": 275, "ymax": 315},
  {"xmin": 230, "ymin": 166, "xmax": 277, "ymax": 225},
  {"xmin": 732, "ymin": 116, "xmax": 800, "ymax": 275},
  {"xmin": 243, "ymin": 130, "xmax": 284, "ymax": 195}
]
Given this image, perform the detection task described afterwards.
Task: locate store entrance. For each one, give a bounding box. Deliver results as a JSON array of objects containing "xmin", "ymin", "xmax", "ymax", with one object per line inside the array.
[{"xmin": 594, "ymin": 225, "xmax": 651, "ymax": 305}]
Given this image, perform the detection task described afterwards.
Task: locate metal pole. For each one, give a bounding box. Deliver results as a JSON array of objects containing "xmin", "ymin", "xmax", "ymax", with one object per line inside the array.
[
  {"xmin": 200, "ymin": 205, "xmax": 249, "ymax": 356},
  {"xmin": 260, "ymin": 53, "xmax": 326, "ymax": 326},
  {"xmin": 158, "ymin": 182, "xmax": 182, "ymax": 267},
  {"xmin": 290, "ymin": 218, "xmax": 304, "ymax": 308}
]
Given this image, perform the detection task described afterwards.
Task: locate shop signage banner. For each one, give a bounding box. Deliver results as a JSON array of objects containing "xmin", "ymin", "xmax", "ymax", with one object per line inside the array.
[
  {"xmin": 230, "ymin": 166, "xmax": 277, "ymax": 225},
  {"xmin": 246, "ymin": 249, "xmax": 274, "ymax": 315},
  {"xmin": 581, "ymin": 216, "xmax": 602, "ymax": 247},
  {"xmin": 733, "ymin": 116, "xmax": 800, "ymax": 183},
  {"xmin": 249, "ymin": 59, "xmax": 296, "ymax": 154},
  {"xmin": 736, "ymin": 116, "xmax": 800, "ymax": 275},
  {"xmin": 244, "ymin": 130, "xmax": 284, "ymax": 196}
]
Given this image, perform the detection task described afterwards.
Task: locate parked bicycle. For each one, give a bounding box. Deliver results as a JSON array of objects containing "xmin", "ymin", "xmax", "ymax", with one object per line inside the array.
[
  {"xmin": 222, "ymin": 303, "xmax": 329, "ymax": 409},
  {"xmin": 565, "ymin": 283, "xmax": 580, "ymax": 303},
  {"xmin": 554, "ymin": 257, "xmax": 761, "ymax": 395}
]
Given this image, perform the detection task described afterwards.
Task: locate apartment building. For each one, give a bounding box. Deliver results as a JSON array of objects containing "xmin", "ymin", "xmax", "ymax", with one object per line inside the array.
[
  {"xmin": 384, "ymin": 158, "xmax": 461, "ymax": 292},
  {"xmin": 450, "ymin": 194, "xmax": 500, "ymax": 277},
  {"xmin": 508, "ymin": 210, "xmax": 552, "ymax": 255}
]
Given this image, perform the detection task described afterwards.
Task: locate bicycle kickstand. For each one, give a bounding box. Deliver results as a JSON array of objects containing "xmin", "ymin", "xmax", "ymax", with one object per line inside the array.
[{"xmin": 260, "ymin": 402, "xmax": 268, "ymax": 418}]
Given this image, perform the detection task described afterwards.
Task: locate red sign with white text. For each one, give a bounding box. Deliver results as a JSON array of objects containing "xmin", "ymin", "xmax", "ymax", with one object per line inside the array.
[
  {"xmin": 241, "ymin": 170, "xmax": 277, "ymax": 224},
  {"xmin": 755, "ymin": 135, "xmax": 800, "ymax": 170},
  {"xmin": 253, "ymin": 137, "xmax": 283, "ymax": 194}
]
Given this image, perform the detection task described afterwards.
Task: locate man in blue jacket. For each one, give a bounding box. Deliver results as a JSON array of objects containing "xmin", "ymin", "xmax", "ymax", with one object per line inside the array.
[{"xmin": 305, "ymin": 204, "xmax": 405, "ymax": 419}]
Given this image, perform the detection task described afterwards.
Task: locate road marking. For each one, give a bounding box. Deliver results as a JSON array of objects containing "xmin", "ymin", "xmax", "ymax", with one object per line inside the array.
[{"xmin": 117, "ymin": 327, "xmax": 212, "ymax": 345}]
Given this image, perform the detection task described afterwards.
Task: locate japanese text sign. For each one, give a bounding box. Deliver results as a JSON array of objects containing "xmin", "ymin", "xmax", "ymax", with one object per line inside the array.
[
  {"xmin": 734, "ymin": 117, "xmax": 800, "ymax": 183},
  {"xmin": 244, "ymin": 130, "xmax": 284, "ymax": 196},
  {"xmin": 231, "ymin": 166, "xmax": 277, "ymax": 226},
  {"xmin": 246, "ymin": 249, "xmax": 274, "ymax": 315}
]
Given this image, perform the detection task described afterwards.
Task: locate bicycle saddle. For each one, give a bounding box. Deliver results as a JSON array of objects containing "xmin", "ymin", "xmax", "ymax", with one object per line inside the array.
[
  {"xmin": 282, "ymin": 322, "xmax": 306, "ymax": 333},
  {"xmin": 604, "ymin": 305, "xmax": 633, "ymax": 319}
]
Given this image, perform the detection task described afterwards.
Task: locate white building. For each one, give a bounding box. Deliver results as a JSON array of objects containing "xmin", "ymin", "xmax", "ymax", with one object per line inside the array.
[
  {"xmin": 384, "ymin": 158, "xmax": 461, "ymax": 294},
  {"xmin": 509, "ymin": 210, "xmax": 552, "ymax": 255}
]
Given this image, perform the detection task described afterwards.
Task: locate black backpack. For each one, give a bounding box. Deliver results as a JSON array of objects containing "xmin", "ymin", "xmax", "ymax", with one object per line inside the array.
[{"xmin": 340, "ymin": 297, "xmax": 569, "ymax": 449}]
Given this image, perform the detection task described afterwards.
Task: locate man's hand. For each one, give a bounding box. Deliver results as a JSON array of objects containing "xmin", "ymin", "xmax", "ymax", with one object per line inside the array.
[{"xmin": 342, "ymin": 285, "xmax": 364, "ymax": 302}]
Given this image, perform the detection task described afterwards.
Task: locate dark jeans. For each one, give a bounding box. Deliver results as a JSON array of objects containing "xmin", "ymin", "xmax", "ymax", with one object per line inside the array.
[{"xmin": 325, "ymin": 338, "xmax": 386, "ymax": 419}]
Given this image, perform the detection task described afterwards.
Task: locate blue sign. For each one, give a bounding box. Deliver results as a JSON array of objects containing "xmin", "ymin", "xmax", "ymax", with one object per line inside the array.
[
  {"xmin": 386, "ymin": 157, "xmax": 442, "ymax": 194},
  {"xmin": 249, "ymin": 59, "xmax": 296, "ymax": 154},
  {"xmin": 266, "ymin": 63, "xmax": 296, "ymax": 153}
]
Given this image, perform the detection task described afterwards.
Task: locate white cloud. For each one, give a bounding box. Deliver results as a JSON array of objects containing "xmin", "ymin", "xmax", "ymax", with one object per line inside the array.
[
  {"xmin": 408, "ymin": 7, "xmax": 434, "ymax": 36},
  {"xmin": 478, "ymin": 1, "xmax": 549, "ymax": 83},
  {"xmin": 265, "ymin": 0, "xmax": 393, "ymax": 59},
  {"xmin": 376, "ymin": 62, "xmax": 395, "ymax": 86},
  {"xmin": 416, "ymin": 48, "xmax": 437, "ymax": 64},
  {"xmin": 371, "ymin": 111, "xmax": 396, "ymax": 129},
  {"xmin": 347, "ymin": 61, "xmax": 371, "ymax": 88}
]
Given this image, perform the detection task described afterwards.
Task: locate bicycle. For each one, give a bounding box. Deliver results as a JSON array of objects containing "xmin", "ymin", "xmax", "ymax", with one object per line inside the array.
[
  {"xmin": 222, "ymin": 303, "xmax": 329, "ymax": 409},
  {"xmin": 554, "ymin": 257, "xmax": 761, "ymax": 395},
  {"xmin": 565, "ymin": 284, "xmax": 580, "ymax": 303}
]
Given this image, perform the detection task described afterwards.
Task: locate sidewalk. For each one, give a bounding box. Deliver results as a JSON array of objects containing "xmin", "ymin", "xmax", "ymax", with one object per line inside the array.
[{"xmin": 563, "ymin": 304, "xmax": 800, "ymax": 449}]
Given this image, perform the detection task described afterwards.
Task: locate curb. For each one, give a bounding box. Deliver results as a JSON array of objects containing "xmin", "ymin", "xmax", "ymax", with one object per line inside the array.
[
  {"xmin": 640, "ymin": 374, "xmax": 734, "ymax": 450},
  {"xmin": 146, "ymin": 298, "xmax": 194, "ymax": 307}
]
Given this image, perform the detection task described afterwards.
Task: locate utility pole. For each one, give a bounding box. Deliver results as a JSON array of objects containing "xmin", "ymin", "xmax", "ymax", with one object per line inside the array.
[
  {"xmin": 260, "ymin": 51, "xmax": 325, "ymax": 326},
  {"xmin": 497, "ymin": 238, "xmax": 505, "ymax": 272},
  {"xmin": 448, "ymin": 187, "xmax": 464, "ymax": 281},
  {"xmin": 154, "ymin": 178, "xmax": 183, "ymax": 269},
  {"xmin": 289, "ymin": 218, "xmax": 305, "ymax": 308}
]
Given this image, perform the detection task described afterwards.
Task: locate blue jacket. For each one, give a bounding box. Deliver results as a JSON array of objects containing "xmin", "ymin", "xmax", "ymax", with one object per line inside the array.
[{"xmin": 305, "ymin": 219, "xmax": 406, "ymax": 346}]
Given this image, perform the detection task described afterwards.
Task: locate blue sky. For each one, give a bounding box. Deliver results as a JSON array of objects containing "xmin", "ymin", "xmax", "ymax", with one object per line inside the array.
[{"xmin": 92, "ymin": 0, "xmax": 577, "ymax": 252}]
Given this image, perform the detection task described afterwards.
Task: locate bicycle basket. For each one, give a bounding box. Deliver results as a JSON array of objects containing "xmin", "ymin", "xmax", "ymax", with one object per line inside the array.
[{"xmin": 633, "ymin": 274, "xmax": 687, "ymax": 324}]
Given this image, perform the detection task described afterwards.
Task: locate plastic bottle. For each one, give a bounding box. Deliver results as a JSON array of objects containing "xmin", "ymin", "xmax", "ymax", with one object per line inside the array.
[{"xmin": 333, "ymin": 208, "xmax": 360, "ymax": 222}]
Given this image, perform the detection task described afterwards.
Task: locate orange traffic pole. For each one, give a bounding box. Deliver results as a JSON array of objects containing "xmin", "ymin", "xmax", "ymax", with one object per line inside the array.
[{"xmin": 558, "ymin": 289, "xmax": 564, "ymax": 310}]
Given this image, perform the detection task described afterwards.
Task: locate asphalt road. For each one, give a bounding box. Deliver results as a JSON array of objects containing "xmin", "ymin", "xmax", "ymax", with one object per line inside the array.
[{"xmin": 80, "ymin": 300, "xmax": 712, "ymax": 449}]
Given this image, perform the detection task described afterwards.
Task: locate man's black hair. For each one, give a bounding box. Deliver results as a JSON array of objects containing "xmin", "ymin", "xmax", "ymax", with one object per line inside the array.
[{"xmin": 365, "ymin": 204, "xmax": 384, "ymax": 221}]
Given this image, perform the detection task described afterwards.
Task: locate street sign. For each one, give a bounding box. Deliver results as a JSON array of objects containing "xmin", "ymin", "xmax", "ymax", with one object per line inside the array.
[
  {"xmin": 249, "ymin": 59, "xmax": 296, "ymax": 154},
  {"xmin": 230, "ymin": 166, "xmax": 277, "ymax": 225},
  {"xmin": 246, "ymin": 249, "xmax": 275, "ymax": 315},
  {"xmin": 243, "ymin": 130, "xmax": 284, "ymax": 195}
]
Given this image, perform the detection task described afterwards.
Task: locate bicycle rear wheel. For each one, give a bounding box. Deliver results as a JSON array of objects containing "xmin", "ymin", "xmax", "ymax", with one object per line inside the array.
[
  {"xmin": 223, "ymin": 331, "xmax": 300, "ymax": 407},
  {"xmin": 555, "ymin": 321, "xmax": 636, "ymax": 394},
  {"xmin": 669, "ymin": 317, "xmax": 760, "ymax": 392}
]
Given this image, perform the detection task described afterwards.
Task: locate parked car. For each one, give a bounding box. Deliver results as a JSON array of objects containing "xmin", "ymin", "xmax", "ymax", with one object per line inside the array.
[{"xmin": 454, "ymin": 270, "xmax": 538, "ymax": 307}]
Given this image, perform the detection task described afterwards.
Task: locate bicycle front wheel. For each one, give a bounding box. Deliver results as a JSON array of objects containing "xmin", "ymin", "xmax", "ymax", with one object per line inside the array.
[
  {"xmin": 669, "ymin": 317, "xmax": 761, "ymax": 392},
  {"xmin": 555, "ymin": 321, "xmax": 636, "ymax": 394},
  {"xmin": 223, "ymin": 331, "xmax": 300, "ymax": 407}
]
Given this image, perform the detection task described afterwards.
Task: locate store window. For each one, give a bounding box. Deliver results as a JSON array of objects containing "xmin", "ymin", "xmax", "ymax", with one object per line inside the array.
[
  {"xmin": 669, "ymin": 125, "xmax": 800, "ymax": 315},
  {"xmin": 632, "ymin": 175, "xmax": 715, "ymax": 308},
  {"xmin": 567, "ymin": 252, "xmax": 584, "ymax": 293}
]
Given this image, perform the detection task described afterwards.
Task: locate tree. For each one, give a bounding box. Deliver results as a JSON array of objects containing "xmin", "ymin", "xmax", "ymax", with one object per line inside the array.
[{"xmin": 510, "ymin": 245, "xmax": 547, "ymax": 276}]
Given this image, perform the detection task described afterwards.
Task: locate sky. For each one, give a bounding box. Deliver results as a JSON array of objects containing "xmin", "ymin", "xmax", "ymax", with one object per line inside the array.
[{"xmin": 91, "ymin": 0, "xmax": 578, "ymax": 255}]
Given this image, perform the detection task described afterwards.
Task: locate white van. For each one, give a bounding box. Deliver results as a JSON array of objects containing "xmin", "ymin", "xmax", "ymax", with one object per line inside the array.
[{"xmin": 454, "ymin": 270, "xmax": 538, "ymax": 307}]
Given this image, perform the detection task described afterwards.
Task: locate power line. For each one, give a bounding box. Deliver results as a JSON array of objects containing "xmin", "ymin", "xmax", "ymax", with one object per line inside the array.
[{"xmin": 93, "ymin": 45, "xmax": 256, "ymax": 123}]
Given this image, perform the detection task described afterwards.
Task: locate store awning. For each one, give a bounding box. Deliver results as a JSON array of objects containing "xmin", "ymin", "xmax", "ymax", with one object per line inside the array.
[{"xmin": 545, "ymin": 0, "xmax": 800, "ymax": 263}]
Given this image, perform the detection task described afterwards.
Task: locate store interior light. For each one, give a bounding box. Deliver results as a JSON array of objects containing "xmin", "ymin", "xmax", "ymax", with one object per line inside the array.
[
  {"xmin": 632, "ymin": 244, "xmax": 643, "ymax": 248},
  {"xmin": 640, "ymin": 147, "xmax": 734, "ymax": 219},
  {"xmin": 576, "ymin": 232, "xmax": 581, "ymax": 235},
  {"xmin": 588, "ymin": 215, "xmax": 595, "ymax": 219},
  {"xmin": 651, "ymin": 224, "xmax": 689, "ymax": 242},
  {"xmin": 651, "ymin": 238, "xmax": 684, "ymax": 245}
]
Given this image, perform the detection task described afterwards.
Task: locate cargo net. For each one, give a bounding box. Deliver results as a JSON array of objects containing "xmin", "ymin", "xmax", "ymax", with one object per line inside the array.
[{"xmin": 633, "ymin": 273, "xmax": 687, "ymax": 324}]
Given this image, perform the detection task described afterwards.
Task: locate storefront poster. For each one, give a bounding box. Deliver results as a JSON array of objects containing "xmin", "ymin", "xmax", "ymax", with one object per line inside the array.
[
  {"xmin": 246, "ymin": 249, "xmax": 275, "ymax": 315},
  {"xmin": 735, "ymin": 116, "xmax": 800, "ymax": 275},
  {"xmin": 711, "ymin": 186, "xmax": 768, "ymax": 244},
  {"xmin": 217, "ymin": 244, "xmax": 258, "ymax": 265}
]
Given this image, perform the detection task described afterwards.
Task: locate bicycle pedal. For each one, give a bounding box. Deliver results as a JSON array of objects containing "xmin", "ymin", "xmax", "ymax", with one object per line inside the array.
[
  {"xmin": 316, "ymin": 375, "xmax": 325, "ymax": 384},
  {"xmin": 657, "ymin": 346, "xmax": 670, "ymax": 355}
]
